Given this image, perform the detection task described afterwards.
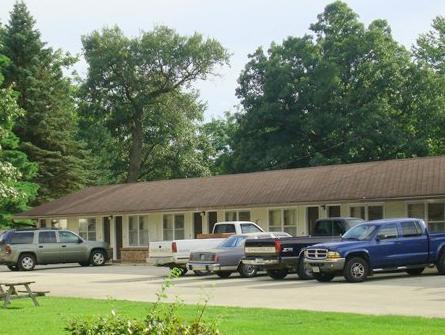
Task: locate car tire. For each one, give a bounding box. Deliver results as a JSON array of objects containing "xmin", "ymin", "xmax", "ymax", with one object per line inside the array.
[
  {"xmin": 90, "ymin": 249, "xmax": 106, "ymax": 266},
  {"xmin": 267, "ymin": 269, "xmax": 288, "ymax": 280},
  {"xmin": 7, "ymin": 265, "xmax": 18, "ymax": 271},
  {"xmin": 238, "ymin": 263, "xmax": 258, "ymax": 278},
  {"xmin": 297, "ymin": 257, "xmax": 313, "ymax": 280},
  {"xmin": 344, "ymin": 257, "xmax": 369, "ymax": 283},
  {"xmin": 17, "ymin": 253, "xmax": 36, "ymax": 271},
  {"xmin": 215, "ymin": 271, "xmax": 232, "ymax": 278},
  {"xmin": 313, "ymin": 272, "xmax": 335, "ymax": 282},
  {"xmin": 406, "ymin": 268, "xmax": 425, "ymax": 275},
  {"xmin": 436, "ymin": 251, "xmax": 445, "ymax": 274},
  {"xmin": 79, "ymin": 261, "xmax": 90, "ymax": 267}
]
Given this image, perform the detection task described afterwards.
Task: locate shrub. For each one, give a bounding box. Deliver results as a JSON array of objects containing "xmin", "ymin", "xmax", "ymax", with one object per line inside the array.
[{"xmin": 66, "ymin": 268, "xmax": 220, "ymax": 335}]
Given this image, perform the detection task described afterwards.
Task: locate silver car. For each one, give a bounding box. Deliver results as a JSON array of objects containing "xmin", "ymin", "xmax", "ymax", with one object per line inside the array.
[
  {"xmin": 0, "ymin": 228, "xmax": 111, "ymax": 271},
  {"xmin": 187, "ymin": 232, "xmax": 291, "ymax": 278}
]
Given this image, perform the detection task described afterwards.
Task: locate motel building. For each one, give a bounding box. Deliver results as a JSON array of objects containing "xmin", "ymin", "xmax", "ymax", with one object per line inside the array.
[{"xmin": 15, "ymin": 155, "xmax": 445, "ymax": 262}]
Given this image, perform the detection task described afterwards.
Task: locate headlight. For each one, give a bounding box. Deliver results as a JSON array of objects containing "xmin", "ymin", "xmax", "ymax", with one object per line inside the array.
[{"xmin": 326, "ymin": 251, "xmax": 341, "ymax": 259}]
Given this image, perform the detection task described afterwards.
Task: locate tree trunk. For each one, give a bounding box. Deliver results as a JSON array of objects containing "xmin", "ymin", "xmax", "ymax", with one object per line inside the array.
[{"xmin": 127, "ymin": 115, "xmax": 143, "ymax": 183}]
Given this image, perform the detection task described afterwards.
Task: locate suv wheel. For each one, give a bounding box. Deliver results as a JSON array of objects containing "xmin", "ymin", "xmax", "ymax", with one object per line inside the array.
[
  {"xmin": 297, "ymin": 257, "xmax": 313, "ymax": 280},
  {"xmin": 18, "ymin": 254, "xmax": 36, "ymax": 271},
  {"xmin": 90, "ymin": 250, "xmax": 106, "ymax": 266},
  {"xmin": 344, "ymin": 257, "xmax": 369, "ymax": 282},
  {"xmin": 313, "ymin": 272, "xmax": 335, "ymax": 282},
  {"xmin": 238, "ymin": 263, "xmax": 257, "ymax": 278},
  {"xmin": 267, "ymin": 269, "xmax": 288, "ymax": 280}
]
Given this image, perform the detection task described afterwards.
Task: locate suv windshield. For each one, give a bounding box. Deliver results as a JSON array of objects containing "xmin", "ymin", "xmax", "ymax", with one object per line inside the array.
[{"xmin": 342, "ymin": 224, "xmax": 377, "ymax": 240}]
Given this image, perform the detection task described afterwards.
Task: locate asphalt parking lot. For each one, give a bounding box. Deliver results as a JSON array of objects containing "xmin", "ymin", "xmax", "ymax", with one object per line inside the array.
[{"xmin": 1, "ymin": 264, "xmax": 445, "ymax": 317}]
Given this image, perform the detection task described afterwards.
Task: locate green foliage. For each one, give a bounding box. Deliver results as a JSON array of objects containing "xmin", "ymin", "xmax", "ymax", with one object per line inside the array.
[
  {"xmin": 0, "ymin": 1, "xmax": 92, "ymax": 205},
  {"xmin": 227, "ymin": 1, "xmax": 445, "ymax": 173},
  {"xmin": 66, "ymin": 268, "xmax": 220, "ymax": 335},
  {"xmin": 0, "ymin": 52, "xmax": 38, "ymax": 225},
  {"xmin": 80, "ymin": 25, "xmax": 229, "ymax": 182},
  {"xmin": 415, "ymin": 16, "xmax": 445, "ymax": 73}
]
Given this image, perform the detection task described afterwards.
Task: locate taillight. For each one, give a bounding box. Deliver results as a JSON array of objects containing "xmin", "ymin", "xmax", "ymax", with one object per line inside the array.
[
  {"xmin": 213, "ymin": 254, "xmax": 218, "ymax": 263},
  {"xmin": 274, "ymin": 240, "xmax": 282, "ymax": 253},
  {"xmin": 172, "ymin": 242, "xmax": 177, "ymax": 253},
  {"xmin": 5, "ymin": 244, "xmax": 12, "ymax": 254}
]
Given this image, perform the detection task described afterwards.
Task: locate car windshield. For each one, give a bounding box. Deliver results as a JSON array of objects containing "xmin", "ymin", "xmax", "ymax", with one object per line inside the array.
[
  {"xmin": 218, "ymin": 236, "xmax": 246, "ymax": 248},
  {"xmin": 342, "ymin": 224, "xmax": 377, "ymax": 241}
]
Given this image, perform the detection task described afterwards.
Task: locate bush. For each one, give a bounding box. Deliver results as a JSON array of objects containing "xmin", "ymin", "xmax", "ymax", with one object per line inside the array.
[{"xmin": 66, "ymin": 268, "xmax": 220, "ymax": 335}]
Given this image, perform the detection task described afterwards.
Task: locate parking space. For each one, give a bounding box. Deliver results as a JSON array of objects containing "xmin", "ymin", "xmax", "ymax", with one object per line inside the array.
[{"xmin": 1, "ymin": 264, "xmax": 445, "ymax": 317}]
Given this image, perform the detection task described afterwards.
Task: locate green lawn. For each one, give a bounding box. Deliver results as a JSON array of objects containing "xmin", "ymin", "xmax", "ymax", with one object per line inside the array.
[{"xmin": 0, "ymin": 297, "xmax": 444, "ymax": 335}]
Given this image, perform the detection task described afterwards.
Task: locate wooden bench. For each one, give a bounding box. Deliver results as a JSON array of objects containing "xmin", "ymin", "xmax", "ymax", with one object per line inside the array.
[{"xmin": 0, "ymin": 281, "xmax": 48, "ymax": 308}]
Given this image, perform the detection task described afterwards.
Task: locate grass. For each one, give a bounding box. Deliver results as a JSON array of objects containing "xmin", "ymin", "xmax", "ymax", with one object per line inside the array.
[{"xmin": 0, "ymin": 297, "xmax": 444, "ymax": 335}]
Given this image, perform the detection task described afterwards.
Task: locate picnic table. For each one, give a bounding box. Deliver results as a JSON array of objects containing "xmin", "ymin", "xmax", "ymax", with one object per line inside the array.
[{"xmin": 0, "ymin": 281, "xmax": 48, "ymax": 308}]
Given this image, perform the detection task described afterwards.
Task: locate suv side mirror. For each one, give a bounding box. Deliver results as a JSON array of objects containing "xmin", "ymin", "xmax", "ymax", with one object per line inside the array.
[{"xmin": 78, "ymin": 238, "xmax": 83, "ymax": 243}]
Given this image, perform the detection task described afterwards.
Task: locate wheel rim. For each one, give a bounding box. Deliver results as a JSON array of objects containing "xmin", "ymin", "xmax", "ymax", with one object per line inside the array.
[
  {"xmin": 93, "ymin": 252, "xmax": 104, "ymax": 265},
  {"xmin": 351, "ymin": 262, "xmax": 365, "ymax": 279},
  {"xmin": 21, "ymin": 256, "xmax": 34, "ymax": 270},
  {"xmin": 243, "ymin": 264, "xmax": 255, "ymax": 275}
]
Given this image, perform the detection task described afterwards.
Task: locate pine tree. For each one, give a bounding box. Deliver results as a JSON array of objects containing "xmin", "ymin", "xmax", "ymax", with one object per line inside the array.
[{"xmin": 1, "ymin": 1, "xmax": 91, "ymax": 204}]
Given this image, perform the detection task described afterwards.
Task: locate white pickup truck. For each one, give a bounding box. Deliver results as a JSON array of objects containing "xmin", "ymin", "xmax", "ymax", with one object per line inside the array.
[{"xmin": 148, "ymin": 221, "xmax": 264, "ymax": 275}]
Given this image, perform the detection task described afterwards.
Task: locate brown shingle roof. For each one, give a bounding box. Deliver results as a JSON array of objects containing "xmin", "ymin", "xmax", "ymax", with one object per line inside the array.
[{"xmin": 16, "ymin": 155, "xmax": 445, "ymax": 218}]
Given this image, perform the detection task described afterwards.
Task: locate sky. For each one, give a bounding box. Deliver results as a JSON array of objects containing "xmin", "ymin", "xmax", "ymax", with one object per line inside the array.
[{"xmin": 1, "ymin": 0, "xmax": 445, "ymax": 121}]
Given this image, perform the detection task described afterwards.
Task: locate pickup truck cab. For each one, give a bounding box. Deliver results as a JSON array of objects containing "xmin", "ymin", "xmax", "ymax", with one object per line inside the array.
[
  {"xmin": 304, "ymin": 218, "xmax": 445, "ymax": 282},
  {"xmin": 243, "ymin": 217, "xmax": 363, "ymax": 280},
  {"xmin": 148, "ymin": 221, "xmax": 264, "ymax": 275}
]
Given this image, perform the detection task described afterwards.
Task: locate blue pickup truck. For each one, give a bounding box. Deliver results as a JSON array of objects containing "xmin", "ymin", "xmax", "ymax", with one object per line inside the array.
[{"xmin": 304, "ymin": 218, "xmax": 445, "ymax": 282}]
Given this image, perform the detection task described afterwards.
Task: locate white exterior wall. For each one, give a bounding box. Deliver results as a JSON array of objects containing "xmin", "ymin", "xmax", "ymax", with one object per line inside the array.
[{"xmin": 43, "ymin": 198, "xmax": 445, "ymax": 260}]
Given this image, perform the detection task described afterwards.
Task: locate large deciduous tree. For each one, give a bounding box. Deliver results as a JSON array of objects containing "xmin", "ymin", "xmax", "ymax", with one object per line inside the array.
[
  {"xmin": 0, "ymin": 1, "xmax": 91, "ymax": 204},
  {"xmin": 0, "ymin": 54, "xmax": 38, "ymax": 225},
  {"xmin": 81, "ymin": 26, "xmax": 229, "ymax": 182},
  {"xmin": 230, "ymin": 1, "xmax": 445, "ymax": 173}
]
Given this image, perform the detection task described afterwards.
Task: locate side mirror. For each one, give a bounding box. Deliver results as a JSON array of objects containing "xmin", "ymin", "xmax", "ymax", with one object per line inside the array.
[{"xmin": 78, "ymin": 238, "xmax": 83, "ymax": 243}]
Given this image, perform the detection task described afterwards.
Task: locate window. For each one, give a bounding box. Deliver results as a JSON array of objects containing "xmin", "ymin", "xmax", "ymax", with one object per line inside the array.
[
  {"xmin": 378, "ymin": 223, "xmax": 398, "ymax": 239},
  {"xmin": 312, "ymin": 220, "xmax": 333, "ymax": 236},
  {"xmin": 241, "ymin": 223, "xmax": 262, "ymax": 234},
  {"xmin": 129, "ymin": 215, "xmax": 149, "ymax": 246},
  {"xmin": 79, "ymin": 218, "xmax": 96, "ymax": 241},
  {"xmin": 327, "ymin": 205, "xmax": 341, "ymax": 218},
  {"xmin": 350, "ymin": 205, "xmax": 383, "ymax": 220},
  {"xmin": 407, "ymin": 202, "xmax": 445, "ymax": 232},
  {"xmin": 268, "ymin": 209, "xmax": 298, "ymax": 236},
  {"xmin": 224, "ymin": 210, "xmax": 251, "ymax": 221},
  {"xmin": 350, "ymin": 206, "xmax": 366, "ymax": 220},
  {"xmin": 407, "ymin": 203, "xmax": 425, "ymax": 219},
  {"xmin": 163, "ymin": 214, "xmax": 185, "ymax": 240},
  {"xmin": 59, "ymin": 231, "xmax": 80, "ymax": 243},
  {"xmin": 39, "ymin": 231, "xmax": 57, "ymax": 243},
  {"xmin": 428, "ymin": 203, "xmax": 445, "ymax": 232},
  {"xmin": 39, "ymin": 219, "xmax": 46, "ymax": 228},
  {"xmin": 214, "ymin": 224, "xmax": 236, "ymax": 234},
  {"xmin": 219, "ymin": 235, "xmax": 246, "ymax": 248},
  {"xmin": 368, "ymin": 206, "xmax": 383, "ymax": 220},
  {"xmin": 10, "ymin": 232, "xmax": 34, "ymax": 244},
  {"xmin": 400, "ymin": 221, "xmax": 423, "ymax": 237}
]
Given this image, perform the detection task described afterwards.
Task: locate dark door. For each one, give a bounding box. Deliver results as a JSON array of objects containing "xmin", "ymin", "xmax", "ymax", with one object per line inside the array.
[
  {"xmin": 193, "ymin": 212, "xmax": 203, "ymax": 238},
  {"xmin": 103, "ymin": 217, "xmax": 111, "ymax": 245},
  {"xmin": 307, "ymin": 207, "xmax": 319, "ymax": 234},
  {"xmin": 208, "ymin": 211, "xmax": 218, "ymax": 233},
  {"xmin": 115, "ymin": 216, "xmax": 123, "ymax": 260}
]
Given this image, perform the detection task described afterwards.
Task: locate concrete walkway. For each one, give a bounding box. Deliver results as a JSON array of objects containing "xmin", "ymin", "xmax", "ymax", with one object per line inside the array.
[{"xmin": 1, "ymin": 264, "xmax": 445, "ymax": 317}]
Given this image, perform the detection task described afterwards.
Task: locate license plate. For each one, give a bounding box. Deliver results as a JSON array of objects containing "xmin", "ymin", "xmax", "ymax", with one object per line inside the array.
[{"xmin": 312, "ymin": 266, "xmax": 320, "ymax": 273}]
